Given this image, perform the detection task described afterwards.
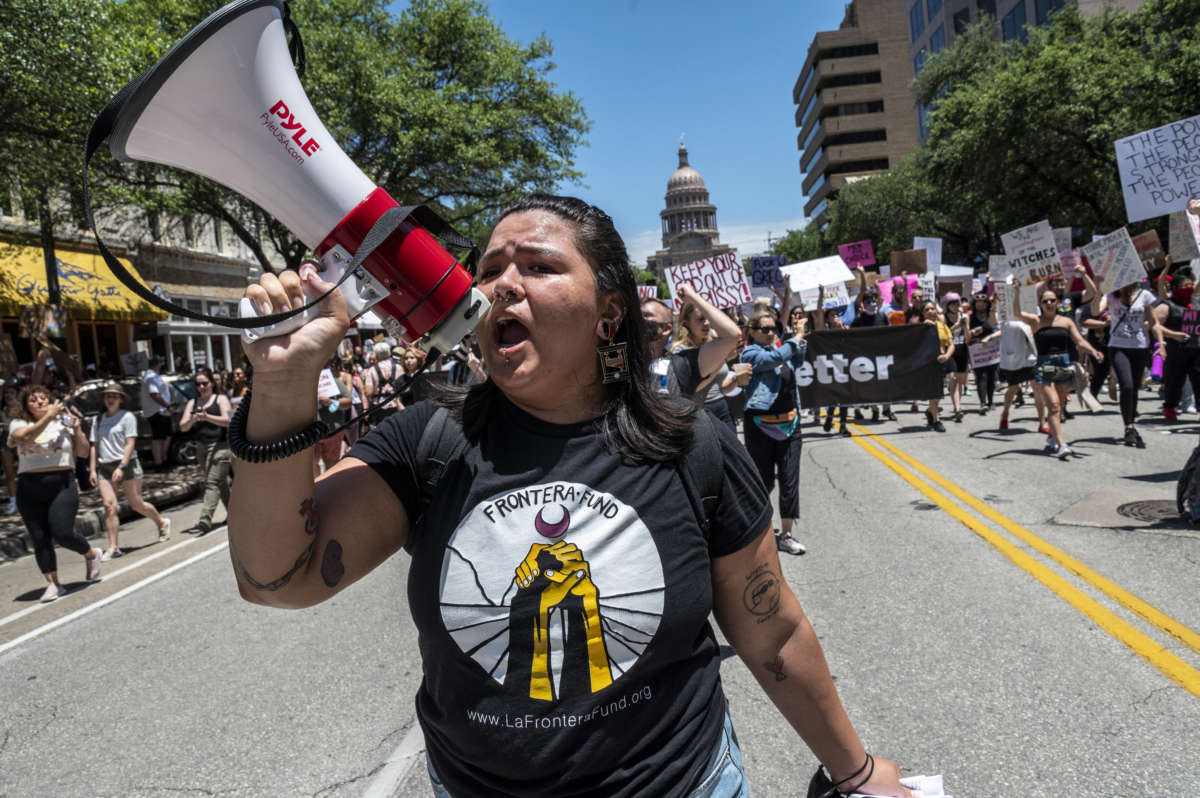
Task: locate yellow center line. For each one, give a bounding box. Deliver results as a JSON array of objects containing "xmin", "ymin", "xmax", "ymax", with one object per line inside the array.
[
  {"xmin": 842, "ymin": 427, "xmax": 1200, "ymax": 699},
  {"xmin": 849, "ymin": 423, "xmax": 1200, "ymax": 659}
]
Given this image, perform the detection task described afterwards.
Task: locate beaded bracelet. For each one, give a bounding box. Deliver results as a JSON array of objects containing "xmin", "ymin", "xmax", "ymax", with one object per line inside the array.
[{"xmin": 228, "ymin": 390, "xmax": 329, "ymax": 464}]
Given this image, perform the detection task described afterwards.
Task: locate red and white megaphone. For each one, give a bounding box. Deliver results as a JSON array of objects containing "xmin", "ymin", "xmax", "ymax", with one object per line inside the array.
[{"xmin": 103, "ymin": 0, "xmax": 488, "ymax": 350}]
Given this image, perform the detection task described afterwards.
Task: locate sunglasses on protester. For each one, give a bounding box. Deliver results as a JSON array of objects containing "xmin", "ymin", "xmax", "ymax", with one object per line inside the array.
[{"xmin": 752, "ymin": 325, "xmax": 777, "ymax": 333}]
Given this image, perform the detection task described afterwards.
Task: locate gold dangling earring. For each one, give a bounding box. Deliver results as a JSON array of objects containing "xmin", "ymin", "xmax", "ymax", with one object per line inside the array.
[{"xmin": 596, "ymin": 319, "xmax": 628, "ymax": 384}]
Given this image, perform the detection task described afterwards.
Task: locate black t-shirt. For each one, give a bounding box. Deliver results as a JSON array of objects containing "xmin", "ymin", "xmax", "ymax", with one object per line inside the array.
[
  {"xmin": 650, "ymin": 348, "xmax": 702, "ymax": 396},
  {"xmin": 350, "ymin": 398, "xmax": 771, "ymax": 797},
  {"xmin": 849, "ymin": 310, "xmax": 887, "ymax": 328}
]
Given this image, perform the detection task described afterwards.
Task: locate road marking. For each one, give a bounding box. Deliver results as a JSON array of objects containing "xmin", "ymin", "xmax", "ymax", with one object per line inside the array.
[
  {"xmin": 0, "ymin": 540, "xmax": 229, "ymax": 658},
  {"xmin": 845, "ymin": 425, "xmax": 1200, "ymax": 699},
  {"xmin": 852, "ymin": 425, "xmax": 1200, "ymax": 659},
  {"xmin": 0, "ymin": 532, "xmax": 212, "ymax": 630},
  {"xmin": 361, "ymin": 721, "xmax": 426, "ymax": 798}
]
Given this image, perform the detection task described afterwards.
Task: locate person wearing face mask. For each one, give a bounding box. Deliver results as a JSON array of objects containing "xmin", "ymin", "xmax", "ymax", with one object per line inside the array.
[
  {"xmin": 1153, "ymin": 268, "xmax": 1199, "ymax": 422},
  {"xmin": 967, "ymin": 292, "xmax": 1000, "ymax": 414},
  {"xmin": 642, "ymin": 286, "xmax": 739, "ymax": 398},
  {"xmin": 1092, "ymin": 281, "xmax": 1163, "ymax": 447}
]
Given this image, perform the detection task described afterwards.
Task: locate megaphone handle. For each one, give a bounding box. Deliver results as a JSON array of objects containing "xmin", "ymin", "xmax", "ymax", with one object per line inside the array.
[{"xmin": 239, "ymin": 258, "xmax": 346, "ymax": 344}]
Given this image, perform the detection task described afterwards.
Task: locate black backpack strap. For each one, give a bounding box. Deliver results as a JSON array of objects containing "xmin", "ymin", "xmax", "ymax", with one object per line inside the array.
[
  {"xmin": 677, "ymin": 409, "xmax": 724, "ymax": 536},
  {"xmin": 415, "ymin": 406, "xmax": 469, "ymax": 513}
]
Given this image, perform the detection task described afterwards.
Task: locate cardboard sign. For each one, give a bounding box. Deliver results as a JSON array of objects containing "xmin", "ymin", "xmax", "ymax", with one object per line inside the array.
[
  {"xmin": 987, "ymin": 255, "xmax": 1012, "ymax": 282},
  {"xmin": 916, "ymin": 273, "xmax": 937, "ymax": 302},
  {"xmin": 749, "ymin": 255, "xmax": 787, "ymax": 288},
  {"xmin": 1080, "ymin": 228, "xmax": 1146, "ymax": 295},
  {"xmin": 968, "ymin": 339, "xmax": 1002, "ymax": 368},
  {"xmin": 1114, "ymin": 113, "xmax": 1200, "ymax": 223},
  {"xmin": 664, "ymin": 252, "xmax": 751, "ymax": 311},
  {"xmin": 1169, "ymin": 209, "xmax": 1200, "ymax": 262},
  {"xmin": 913, "ymin": 237, "xmax": 943, "ymax": 272},
  {"xmin": 1002, "ymin": 220, "xmax": 1063, "ymax": 309},
  {"xmin": 1053, "ymin": 227, "xmax": 1073, "ymax": 254},
  {"xmin": 636, "ymin": 284, "xmax": 659, "ymax": 300},
  {"xmin": 837, "ymin": 240, "xmax": 876, "ymax": 269},
  {"xmin": 993, "ymin": 280, "xmax": 1014, "ymax": 323},
  {"xmin": 1132, "ymin": 230, "xmax": 1167, "ymax": 274},
  {"xmin": 799, "ymin": 281, "xmax": 850, "ymax": 309},
  {"xmin": 317, "ymin": 368, "xmax": 340, "ymax": 399},
  {"xmin": 890, "ymin": 249, "xmax": 928, "ymax": 275},
  {"xmin": 779, "ymin": 254, "xmax": 854, "ymax": 293}
]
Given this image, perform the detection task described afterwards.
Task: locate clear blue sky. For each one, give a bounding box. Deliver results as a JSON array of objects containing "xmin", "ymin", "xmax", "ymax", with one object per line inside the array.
[{"xmin": 392, "ymin": 0, "xmax": 847, "ymax": 265}]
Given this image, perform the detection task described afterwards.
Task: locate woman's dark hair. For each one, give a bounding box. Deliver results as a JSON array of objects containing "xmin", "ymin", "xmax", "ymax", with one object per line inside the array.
[
  {"xmin": 437, "ymin": 194, "xmax": 695, "ymax": 462},
  {"xmin": 1174, "ymin": 267, "xmax": 1196, "ymax": 283},
  {"xmin": 15, "ymin": 385, "xmax": 53, "ymax": 422}
]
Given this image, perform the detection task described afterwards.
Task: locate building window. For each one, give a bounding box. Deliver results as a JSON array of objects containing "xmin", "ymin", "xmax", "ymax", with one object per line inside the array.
[
  {"xmin": 930, "ymin": 25, "xmax": 945, "ymax": 53},
  {"xmin": 914, "ymin": 48, "xmax": 927, "ymax": 75},
  {"xmin": 918, "ymin": 103, "xmax": 932, "ymax": 140},
  {"xmin": 953, "ymin": 7, "xmax": 971, "ymax": 33},
  {"xmin": 1035, "ymin": 0, "xmax": 1064, "ymax": 24},
  {"xmin": 910, "ymin": 1, "xmax": 925, "ymax": 40},
  {"xmin": 826, "ymin": 129, "xmax": 887, "ymax": 146},
  {"xmin": 1002, "ymin": 1, "xmax": 1027, "ymax": 42},
  {"xmin": 828, "ymin": 158, "xmax": 889, "ymax": 176},
  {"xmin": 822, "ymin": 71, "xmax": 882, "ymax": 89},
  {"xmin": 977, "ymin": 0, "xmax": 996, "ymax": 16},
  {"xmin": 819, "ymin": 42, "xmax": 879, "ymax": 60},
  {"xmin": 825, "ymin": 100, "xmax": 885, "ymax": 118},
  {"xmin": 927, "ymin": 0, "xmax": 942, "ymax": 20}
]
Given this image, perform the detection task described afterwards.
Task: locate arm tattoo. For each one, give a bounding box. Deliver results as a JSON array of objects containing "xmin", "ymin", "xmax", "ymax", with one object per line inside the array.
[
  {"xmin": 231, "ymin": 535, "xmax": 317, "ymax": 592},
  {"xmin": 299, "ymin": 497, "xmax": 319, "ymax": 535},
  {"xmin": 764, "ymin": 655, "xmax": 787, "ymax": 682},
  {"xmin": 320, "ymin": 540, "xmax": 345, "ymax": 587},
  {"xmin": 742, "ymin": 562, "xmax": 781, "ymax": 624}
]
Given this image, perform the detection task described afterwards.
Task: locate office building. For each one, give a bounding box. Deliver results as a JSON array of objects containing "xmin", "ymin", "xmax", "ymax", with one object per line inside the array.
[{"xmin": 794, "ymin": 0, "xmax": 919, "ymax": 227}]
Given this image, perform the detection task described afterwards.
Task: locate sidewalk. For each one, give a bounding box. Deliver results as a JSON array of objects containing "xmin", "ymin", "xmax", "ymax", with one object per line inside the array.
[{"xmin": 0, "ymin": 465, "xmax": 205, "ymax": 562}]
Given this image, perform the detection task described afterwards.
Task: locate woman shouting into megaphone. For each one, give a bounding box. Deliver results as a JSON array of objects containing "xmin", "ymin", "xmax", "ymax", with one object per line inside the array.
[{"xmin": 227, "ymin": 195, "xmax": 917, "ymax": 798}]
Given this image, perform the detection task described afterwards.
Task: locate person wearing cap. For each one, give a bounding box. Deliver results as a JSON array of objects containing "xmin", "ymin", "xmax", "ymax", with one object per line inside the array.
[{"xmin": 89, "ymin": 382, "xmax": 171, "ymax": 559}]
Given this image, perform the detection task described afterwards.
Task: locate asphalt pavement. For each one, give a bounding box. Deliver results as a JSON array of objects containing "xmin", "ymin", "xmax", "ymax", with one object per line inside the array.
[{"xmin": 1, "ymin": 383, "xmax": 1198, "ymax": 797}]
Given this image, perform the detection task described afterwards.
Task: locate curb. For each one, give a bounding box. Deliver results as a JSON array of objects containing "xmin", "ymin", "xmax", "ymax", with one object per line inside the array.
[{"xmin": 0, "ymin": 480, "xmax": 205, "ymax": 563}]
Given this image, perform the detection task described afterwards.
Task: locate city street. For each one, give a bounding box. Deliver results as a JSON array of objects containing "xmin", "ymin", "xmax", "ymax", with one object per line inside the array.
[{"xmin": 1, "ymin": 390, "xmax": 1198, "ymax": 797}]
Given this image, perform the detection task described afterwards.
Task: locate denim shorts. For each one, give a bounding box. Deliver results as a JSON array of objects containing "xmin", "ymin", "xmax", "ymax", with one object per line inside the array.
[
  {"xmin": 1034, "ymin": 353, "xmax": 1073, "ymax": 385},
  {"xmin": 426, "ymin": 710, "xmax": 749, "ymax": 797}
]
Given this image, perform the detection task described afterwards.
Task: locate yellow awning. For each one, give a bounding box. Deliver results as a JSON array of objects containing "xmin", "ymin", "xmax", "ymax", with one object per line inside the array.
[{"xmin": 0, "ymin": 241, "xmax": 168, "ymax": 323}]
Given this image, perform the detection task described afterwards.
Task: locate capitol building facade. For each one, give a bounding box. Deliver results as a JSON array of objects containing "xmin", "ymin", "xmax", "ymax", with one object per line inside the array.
[{"xmin": 646, "ymin": 140, "xmax": 735, "ymax": 277}]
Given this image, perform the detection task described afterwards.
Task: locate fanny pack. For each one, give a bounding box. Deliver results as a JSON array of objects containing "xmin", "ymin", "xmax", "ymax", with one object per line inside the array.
[
  {"xmin": 1035, "ymin": 361, "xmax": 1073, "ymax": 382},
  {"xmin": 752, "ymin": 409, "xmax": 798, "ymax": 441}
]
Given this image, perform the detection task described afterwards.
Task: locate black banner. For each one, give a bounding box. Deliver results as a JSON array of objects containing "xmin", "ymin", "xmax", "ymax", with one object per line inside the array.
[{"xmin": 798, "ymin": 325, "xmax": 944, "ymax": 407}]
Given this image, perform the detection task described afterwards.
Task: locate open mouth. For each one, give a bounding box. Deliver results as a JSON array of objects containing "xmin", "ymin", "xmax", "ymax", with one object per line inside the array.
[{"xmin": 494, "ymin": 317, "xmax": 531, "ymax": 356}]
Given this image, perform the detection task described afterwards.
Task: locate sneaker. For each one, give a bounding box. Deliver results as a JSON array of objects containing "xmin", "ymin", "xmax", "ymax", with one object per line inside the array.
[
  {"xmin": 1014, "ymin": 393, "xmax": 1025, "ymax": 407},
  {"xmin": 1164, "ymin": 407, "xmax": 1178, "ymax": 422},
  {"xmin": 775, "ymin": 531, "xmax": 806, "ymax": 556},
  {"xmin": 854, "ymin": 409, "xmax": 865, "ymax": 422},
  {"xmin": 910, "ymin": 402, "xmax": 920, "ymax": 413},
  {"xmin": 1045, "ymin": 436, "xmax": 1058, "ymax": 451},
  {"xmin": 158, "ymin": 518, "xmax": 172, "ymax": 542},
  {"xmin": 1056, "ymin": 444, "xmax": 1073, "ymax": 460},
  {"xmin": 871, "ymin": 407, "xmax": 880, "ymax": 422},
  {"xmin": 39, "ymin": 582, "xmax": 66, "ymax": 603},
  {"xmin": 1132, "ymin": 428, "xmax": 1145, "ymax": 449},
  {"xmin": 193, "ymin": 520, "xmax": 212, "ymax": 536},
  {"xmin": 823, "ymin": 414, "xmax": 833, "ymax": 432},
  {"xmin": 4, "ymin": 497, "xmax": 15, "ymax": 515},
  {"xmin": 1062, "ymin": 407, "xmax": 1073, "ymax": 422},
  {"xmin": 100, "ymin": 548, "xmax": 123, "ymax": 562},
  {"xmin": 925, "ymin": 409, "xmax": 935, "ymax": 428},
  {"xmin": 953, "ymin": 412, "xmax": 963, "ymax": 423},
  {"xmin": 839, "ymin": 426, "xmax": 852, "ymax": 437},
  {"xmin": 933, "ymin": 420, "xmax": 946, "ymax": 432},
  {"xmin": 979, "ymin": 406, "xmax": 987, "ymax": 416},
  {"xmin": 1186, "ymin": 405, "xmax": 1198, "ymax": 415},
  {"xmin": 999, "ymin": 415, "xmax": 1009, "ymax": 430},
  {"xmin": 1124, "ymin": 428, "xmax": 1138, "ymax": 447},
  {"xmin": 86, "ymin": 548, "xmax": 103, "ymax": 582},
  {"xmin": 883, "ymin": 409, "xmax": 897, "ymax": 421}
]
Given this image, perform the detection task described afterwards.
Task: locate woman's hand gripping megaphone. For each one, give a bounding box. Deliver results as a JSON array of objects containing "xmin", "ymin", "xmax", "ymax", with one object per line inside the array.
[{"xmin": 242, "ymin": 262, "xmax": 350, "ymax": 381}]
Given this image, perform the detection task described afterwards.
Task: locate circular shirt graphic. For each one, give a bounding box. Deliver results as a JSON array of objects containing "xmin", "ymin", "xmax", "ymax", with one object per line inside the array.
[{"xmin": 439, "ymin": 481, "xmax": 665, "ymax": 702}]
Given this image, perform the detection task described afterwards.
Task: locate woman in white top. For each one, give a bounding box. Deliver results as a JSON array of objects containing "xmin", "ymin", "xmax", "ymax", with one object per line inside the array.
[
  {"xmin": 89, "ymin": 382, "xmax": 171, "ymax": 560},
  {"xmin": 7, "ymin": 385, "xmax": 102, "ymax": 602},
  {"xmin": 1091, "ymin": 282, "xmax": 1164, "ymax": 448},
  {"xmin": 995, "ymin": 319, "xmax": 1043, "ymax": 431}
]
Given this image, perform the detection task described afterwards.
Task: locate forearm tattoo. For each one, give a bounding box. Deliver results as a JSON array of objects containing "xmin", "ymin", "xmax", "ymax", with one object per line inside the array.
[
  {"xmin": 232, "ymin": 535, "xmax": 317, "ymax": 592},
  {"xmin": 299, "ymin": 497, "xmax": 319, "ymax": 535},
  {"xmin": 743, "ymin": 562, "xmax": 781, "ymax": 624},
  {"xmin": 764, "ymin": 655, "xmax": 787, "ymax": 682}
]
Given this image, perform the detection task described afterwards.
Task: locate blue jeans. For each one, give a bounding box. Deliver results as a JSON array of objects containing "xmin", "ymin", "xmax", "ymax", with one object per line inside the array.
[{"xmin": 426, "ymin": 711, "xmax": 749, "ymax": 797}]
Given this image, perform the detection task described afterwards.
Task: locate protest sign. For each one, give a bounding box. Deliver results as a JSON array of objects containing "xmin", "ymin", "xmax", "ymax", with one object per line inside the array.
[
  {"xmin": 636, "ymin": 284, "xmax": 659, "ymax": 300},
  {"xmin": 1183, "ymin": 309, "xmax": 1200, "ymax": 339},
  {"xmin": 916, "ymin": 272, "xmax": 937, "ymax": 301},
  {"xmin": 1114, "ymin": 113, "xmax": 1200, "ymax": 223},
  {"xmin": 837, "ymin": 240, "xmax": 876, "ymax": 269},
  {"xmin": 1132, "ymin": 230, "xmax": 1166, "ymax": 274},
  {"xmin": 749, "ymin": 255, "xmax": 786, "ymax": 288},
  {"xmin": 1169, "ymin": 209, "xmax": 1200, "ymax": 262},
  {"xmin": 799, "ymin": 281, "xmax": 850, "ymax": 309},
  {"xmin": 987, "ymin": 255, "xmax": 1012, "ymax": 282},
  {"xmin": 993, "ymin": 280, "xmax": 1014, "ymax": 323},
  {"xmin": 1002, "ymin": 220, "xmax": 1062, "ymax": 308},
  {"xmin": 968, "ymin": 339, "xmax": 1002, "ymax": 369},
  {"xmin": 780, "ymin": 254, "xmax": 854, "ymax": 293},
  {"xmin": 797, "ymin": 325, "xmax": 943, "ymax": 407},
  {"xmin": 878, "ymin": 274, "xmax": 918, "ymax": 306},
  {"xmin": 664, "ymin": 252, "xmax": 751, "ymax": 311},
  {"xmin": 1080, "ymin": 228, "xmax": 1146, "ymax": 295},
  {"xmin": 971, "ymin": 277, "xmax": 983, "ymax": 294},
  {"xmin": 890, "ymin": 249, "xmax": 927, "ymax": 274},
  {"xmin": 1052, "ymin": 227, "xmax": 1073, "ymax": 254},
  {"xmin": 879, "ymin": 265, "xmax": 891, "ymax": 278},
  {"xmin": 317, "ymin": 368, "xmax": 341, "ymax": 399},
  {"xmin": 913, "ymin": 237, "xmax": 942, "ymax": 272}
]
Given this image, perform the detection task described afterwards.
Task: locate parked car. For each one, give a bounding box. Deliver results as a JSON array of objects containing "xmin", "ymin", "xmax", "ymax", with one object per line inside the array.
[{"xmin": 69, "ymin": 374, "xmax": 200, "ymax": 466}]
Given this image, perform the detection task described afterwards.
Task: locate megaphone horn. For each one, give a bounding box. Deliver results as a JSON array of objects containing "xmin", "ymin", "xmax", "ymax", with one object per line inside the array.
[{"xmin": 97, "ymin": 0, "xmax": 488, "ymax": 350}]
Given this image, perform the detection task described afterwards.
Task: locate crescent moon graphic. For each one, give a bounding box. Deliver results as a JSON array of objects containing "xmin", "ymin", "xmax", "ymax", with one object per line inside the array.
[{"xmin": 534, "ymin": 505, "xmax": 570, "ymax": 538}]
